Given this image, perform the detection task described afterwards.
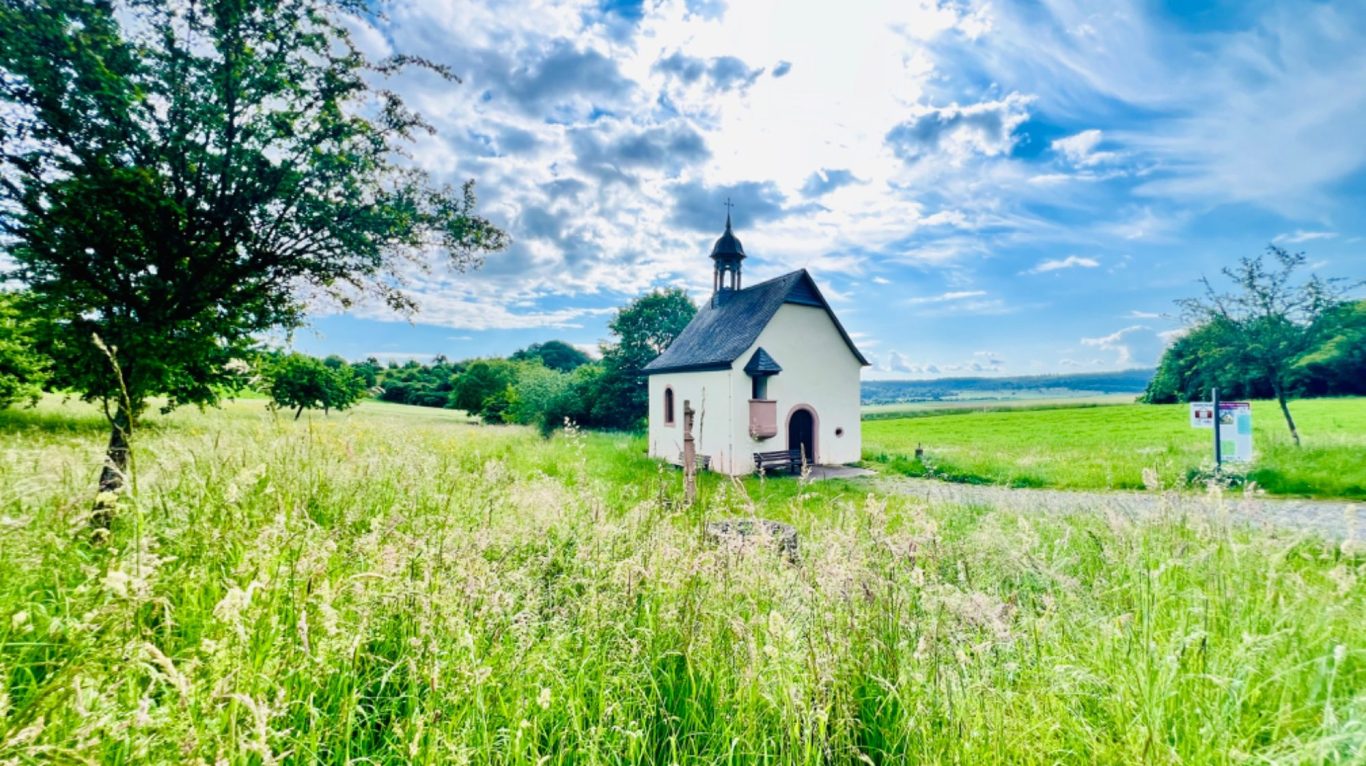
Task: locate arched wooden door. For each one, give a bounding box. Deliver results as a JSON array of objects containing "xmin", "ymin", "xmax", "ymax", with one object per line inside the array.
[{"xmin": 787, "ymin": 408, "xmax": 815, "ymax": 464}]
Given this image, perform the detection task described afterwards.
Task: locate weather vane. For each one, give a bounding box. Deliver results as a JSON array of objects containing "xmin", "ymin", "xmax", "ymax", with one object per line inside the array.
[{"xmin": 723, "ymin": 197, "xmax": 734, "ymax": 214}]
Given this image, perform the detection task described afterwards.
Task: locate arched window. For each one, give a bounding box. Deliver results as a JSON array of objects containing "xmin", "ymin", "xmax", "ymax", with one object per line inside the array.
[{"xmin": 664, "ymin": 387, "xmax": 675, "ymax": 425}]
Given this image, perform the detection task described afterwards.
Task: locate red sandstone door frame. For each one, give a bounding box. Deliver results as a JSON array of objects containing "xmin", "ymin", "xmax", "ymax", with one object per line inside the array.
[{"xmin": 785, "ymin": 404, "xmax": 818, "ymax": 464}]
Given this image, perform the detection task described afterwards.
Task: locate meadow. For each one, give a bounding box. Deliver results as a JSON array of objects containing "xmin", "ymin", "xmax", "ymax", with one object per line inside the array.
[
  {"xmin": 864, "ymin": 398, "xmax": 1366, "ymax": 500},
  {"xmin": 1, "ymin": 398, "xmax": 1363, "ymax": 764}
]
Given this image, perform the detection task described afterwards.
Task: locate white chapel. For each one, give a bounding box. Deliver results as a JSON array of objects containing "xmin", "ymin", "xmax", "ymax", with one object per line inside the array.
[{"xmin": 642, "ymin": 214, "xmax": 868, "ymax": 475}]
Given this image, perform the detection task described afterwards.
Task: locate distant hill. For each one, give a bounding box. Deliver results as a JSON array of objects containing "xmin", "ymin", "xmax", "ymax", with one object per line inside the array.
[{"xmin": 861, "ymin": 369, "xmax": 1155, "ymax": 405}]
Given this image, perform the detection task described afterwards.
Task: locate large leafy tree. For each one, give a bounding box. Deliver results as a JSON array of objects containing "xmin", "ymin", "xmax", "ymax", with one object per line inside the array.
[
  {"xmin": 0, "ymin": 0, "xmax": 506, "ymax": 500},
  {"xmin": 1175, "ymin": 246, "xmax": 1356, "ymax": 445},
  {"xmin": 593, "ymin": 288, "xmax": 696, "ymax": 429}
]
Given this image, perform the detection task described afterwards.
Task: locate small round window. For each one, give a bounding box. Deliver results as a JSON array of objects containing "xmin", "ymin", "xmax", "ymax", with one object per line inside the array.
[{"xmin": 835, "ymin": 427, "xmax": 845, "ymax": 437}]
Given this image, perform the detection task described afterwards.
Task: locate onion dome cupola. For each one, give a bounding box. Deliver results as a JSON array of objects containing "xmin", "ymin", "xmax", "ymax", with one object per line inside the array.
[{"xmin": 710, "ymin": 204, "xmax": 746, "ymax": 293}]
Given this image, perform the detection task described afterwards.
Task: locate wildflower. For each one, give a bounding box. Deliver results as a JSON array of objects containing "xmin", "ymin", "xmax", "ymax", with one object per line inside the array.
[
  {"xmin": 6, "ymin": 717, "xmax": 43, "ymax": 746},
  {"xmin": 11, "ymin": 611, "xmax": 29, "ymax": 629},
  {"xmin": 214, "ymin": 581, "xmax": 263, "ymax": 639},
  {"xmin": 538, "ymin": 687, "xmax": 552, "ymax": 710},
  {"xmin": 103, "ymin": 570, "xmax": 132, "ymax": 598},
  {"xmin": 317, "ymin": 586, "xmax": 340, "ymax": 637},
  {"xmin": 133, "ymin": 696, "xmax": 154, "ymax": 728},
  {"xmin": 141, "ymin": 642, "xmax": 189, "ymax": 698},
  {"xmin": 1334, "ymin": 644, "xmax": 1347, "ymax": 666}
]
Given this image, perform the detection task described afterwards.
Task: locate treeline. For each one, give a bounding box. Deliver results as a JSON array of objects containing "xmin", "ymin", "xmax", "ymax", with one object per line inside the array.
[
  {"xmin": 371, "ymin": 352, "xmax": 617, "ymax": 431},
  {"xmin": 271, "ymin": 289, "xmax": 694, "ymax": 432},
  {"xmin": 1144, "ymin": 299, "xmax": 1364, "ymax": 403}
]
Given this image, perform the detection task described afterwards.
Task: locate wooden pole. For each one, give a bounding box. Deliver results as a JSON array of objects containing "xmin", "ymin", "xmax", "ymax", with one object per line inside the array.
[{"xmin": 683, "ymin": 399, "xmax": 697, "ymax": 505}]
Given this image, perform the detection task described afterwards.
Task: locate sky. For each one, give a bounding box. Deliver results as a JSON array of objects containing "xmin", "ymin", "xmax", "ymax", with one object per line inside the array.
[{"xmin": 295, "ymin": 0, "xmax": 1366, "ymax": 379}]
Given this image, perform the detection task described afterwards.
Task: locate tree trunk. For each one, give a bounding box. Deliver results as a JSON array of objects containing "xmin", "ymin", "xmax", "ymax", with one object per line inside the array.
[
  {"xmin": 295, "ymin": 405, "xmax": 304, "ymax": 421},
  {"xmin": 92, "ymin": 405, "xmax": 132, "ymax": 528},
  {"xmin": 1274, "ymin": 384, "xmax": 1301, "ymax": 447}
]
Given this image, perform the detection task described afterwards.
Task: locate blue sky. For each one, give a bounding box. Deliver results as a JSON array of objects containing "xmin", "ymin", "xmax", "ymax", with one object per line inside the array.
[{"xmin": 295, "ymin": 0, "xmax": 1366, "ymax": 378}]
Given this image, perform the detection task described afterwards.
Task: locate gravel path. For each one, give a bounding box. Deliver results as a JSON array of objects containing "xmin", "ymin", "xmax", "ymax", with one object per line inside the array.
[{"xmin": 878, "ymin": 476, "xmax": 1361, "ymax": 541}]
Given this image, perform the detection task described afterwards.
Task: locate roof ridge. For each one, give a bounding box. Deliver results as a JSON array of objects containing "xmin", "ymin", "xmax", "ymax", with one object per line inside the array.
[{"xmin": 735, "ymin": 268, "xmax": 806, "ymax": 293}]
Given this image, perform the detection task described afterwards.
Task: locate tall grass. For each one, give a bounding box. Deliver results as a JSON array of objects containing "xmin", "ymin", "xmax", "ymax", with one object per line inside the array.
[{"xmin": 1, "ymin": 399, "xmax": 1363, "ymax": 763}]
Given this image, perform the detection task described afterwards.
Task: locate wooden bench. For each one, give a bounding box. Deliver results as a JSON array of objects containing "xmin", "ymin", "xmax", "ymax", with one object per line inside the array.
[
  {"xmin": 753, "ymin": 449, "xmax": 804, "ymax": 474},
  {"xmin": 676, "ymin": 453, "xmax": 712, "ymax": 471}
]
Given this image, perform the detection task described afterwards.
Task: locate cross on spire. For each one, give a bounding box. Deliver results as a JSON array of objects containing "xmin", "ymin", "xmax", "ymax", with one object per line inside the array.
[{"xmin": 710, "ymin": 198, "xmax": 745, "ymax": 296}]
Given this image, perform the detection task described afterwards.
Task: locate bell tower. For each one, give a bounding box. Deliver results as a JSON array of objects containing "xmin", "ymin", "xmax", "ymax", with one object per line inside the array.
[{"xmin": 710, "ymin": 200, "xmax": 745, "ymax": 294}]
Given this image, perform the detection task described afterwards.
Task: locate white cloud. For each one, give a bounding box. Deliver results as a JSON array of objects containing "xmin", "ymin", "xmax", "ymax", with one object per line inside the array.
[
  {"xmin": 1051, "ymin": 129, "xmax": 1119, "ymax": 167},
  {"xmin": 887, "ymin": 351, "xmax": 917, "ymax": 373},
  {"xmin": 847, "ymin": 330, "xmax": 879, "ymax": 348},
  {"xmin": 877, "ymin": 349, "xmax": 1003, "ymax": 377},
  {"xmin": 885, "ymin": 94, "xmax": 1034, "ymax": 163},
  {"xmin": 1080, "ymin": 324, "xmax": 1168, "ymax": 367},
  {"xmin": 1273, "ymin": 230, "xmax": 1337, "ymax": 244},
  {"xmin": 1026, "ymin": 255, "xmax": 1100, "ymax": 274},
  {"xmin": 904, "ymin": 289, "xmax": 987, "ymax": 304}
]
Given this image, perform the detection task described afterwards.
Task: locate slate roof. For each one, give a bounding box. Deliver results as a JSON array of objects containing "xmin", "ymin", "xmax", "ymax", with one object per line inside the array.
[
  {"xmin": 642, "ymin": 269, "xmax": 870, "ymax": 375},
  {"xmin": 743, "ymin": 347, "xmax": 782, "ymax": 376}
]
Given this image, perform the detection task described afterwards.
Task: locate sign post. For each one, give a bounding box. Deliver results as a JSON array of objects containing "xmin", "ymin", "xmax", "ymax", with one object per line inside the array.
[{"xmin": 1212, "ymin": 387, "xmax": 1221, "ymax": 469}]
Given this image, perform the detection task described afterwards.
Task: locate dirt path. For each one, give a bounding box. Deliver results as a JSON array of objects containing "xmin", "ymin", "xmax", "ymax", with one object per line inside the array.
[{"xmin": 878, "ymin": 476, "xmax": 1361, "ymax": 541}]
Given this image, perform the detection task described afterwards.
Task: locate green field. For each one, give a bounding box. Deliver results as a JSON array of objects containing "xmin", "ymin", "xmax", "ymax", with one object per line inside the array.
[
  {"xmin": 863, "ymin": 398, "xmax": 1366, "ymax": 499},
  {"xmin": 1, "ymin": 397, "xmax": 1363, "ymax": 763}
]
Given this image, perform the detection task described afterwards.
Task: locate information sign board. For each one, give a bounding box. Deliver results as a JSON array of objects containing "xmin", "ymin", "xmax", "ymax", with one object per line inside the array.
[{"xmin": 1190, "ymin": 401, "xmax": 1253, "ymax": 462}]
